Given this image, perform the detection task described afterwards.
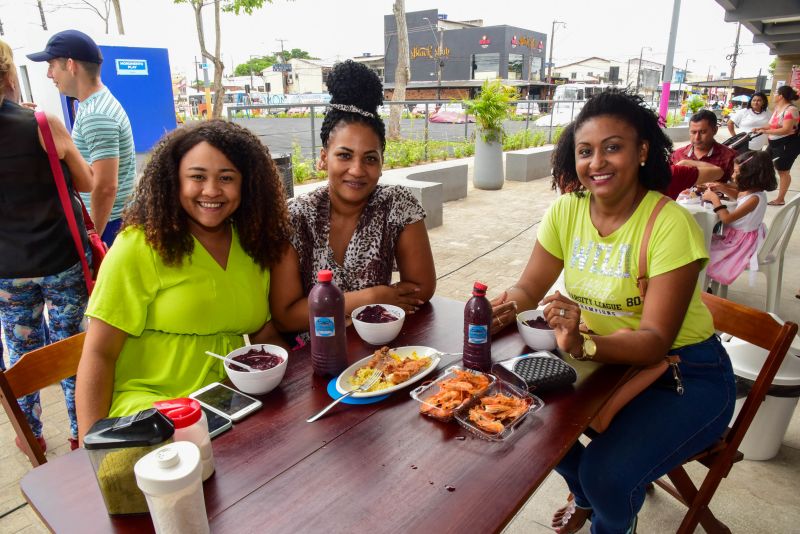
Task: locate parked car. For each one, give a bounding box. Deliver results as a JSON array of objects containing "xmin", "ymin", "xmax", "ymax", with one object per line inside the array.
[
  {"xmin": 429, "ymin": 103, "xmax": 475, "ymax": 124},
  {"xmin": 515, "ymin": 101, "xmax": 540, "ymax": 116}
]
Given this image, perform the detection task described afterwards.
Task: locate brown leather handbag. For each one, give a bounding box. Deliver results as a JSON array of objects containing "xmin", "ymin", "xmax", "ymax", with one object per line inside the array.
[{"xmin": 589, "ymin": 195, "xmax": 684, "ymax": 433}]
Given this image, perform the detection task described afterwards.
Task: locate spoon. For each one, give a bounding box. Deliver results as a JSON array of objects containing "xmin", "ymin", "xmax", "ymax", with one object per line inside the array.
[{"xmin": 205, "ymin": 351, "xmax": 258, "ymax": 373}]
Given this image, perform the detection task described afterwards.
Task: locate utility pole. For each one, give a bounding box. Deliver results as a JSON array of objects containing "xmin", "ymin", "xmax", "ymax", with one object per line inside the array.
[
  {"xmin": 725, "ymin": 23, "xmax": 741, "ymax": 106},
  {"xmin": 546, "ymin": 20, "xmax": 566, "ymax": 100},
  {"xmin": 634, "ymin": 46, "xmax": 652, "ymax": 95},
  {"xmin": 276, "ymin": 38, "xmax": 288, "ymax": 95},
  {"xmin": 422, "ymin": 17, "xmax": 443, "ymax": 100},
  {"xmin": 194, "ymin": 56, "xmax": 200, "ymax": 91},
  {"xmin": 657, "ymin": 0, "xmax": 680, "ymax": 124}
]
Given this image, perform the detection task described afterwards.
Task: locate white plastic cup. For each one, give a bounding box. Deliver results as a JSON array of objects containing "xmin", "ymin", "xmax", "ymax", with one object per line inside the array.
[{"xmin": 134, "ymin": 442, "xmax": 210, "ymax": 534}]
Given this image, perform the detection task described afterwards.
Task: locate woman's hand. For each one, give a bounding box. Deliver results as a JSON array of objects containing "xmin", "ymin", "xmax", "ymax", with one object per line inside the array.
[
  {"xmin": 701, "ymin": 188, "xmax": 719, "ymax": 203},
  {"xmin": 490, "ymin": 291, "xmax": 517, "ymax": 335},
  {"xmin": 540, "ymin": 291, "xmax": 582, "ymax": 355},
  {"xmin": 371, "ymin": 282, "xmax": 424, "ymax": 313}
]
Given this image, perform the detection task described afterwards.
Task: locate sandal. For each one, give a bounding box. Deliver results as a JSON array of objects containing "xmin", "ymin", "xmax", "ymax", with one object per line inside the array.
[
  {"xmin": 552, "ymin": 493, "xmax": 592, "ymax": 534},
  {"xmin": 768, "ymin": 200, "xmax": 785, "ymax": 206}
]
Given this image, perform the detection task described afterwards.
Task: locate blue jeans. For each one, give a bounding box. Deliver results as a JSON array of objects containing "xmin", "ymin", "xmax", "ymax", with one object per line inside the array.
[
  {"xmin": 0, "ymin": 259, "xmax": 89, "ymax": 438},
  {"xmin": 555, "ymin": 335, "xmax": 736, "ymax": 534}
]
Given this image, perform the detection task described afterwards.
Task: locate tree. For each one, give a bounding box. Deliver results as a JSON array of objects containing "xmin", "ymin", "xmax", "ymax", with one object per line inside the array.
[
  {"xmin": 50, "ymin": 1, "xmax": 113, "ymax": 34},
  {"xmin": 175, "ymin": 0, "xmax": 271, "ymax": 119},
  {"xmin": 234, "ymin": 56, "xmax": 275, "ymax": 77},
  {"xmin": 233, "ymin": 48, "xmax": 317, "ymax": 76},
  {"xmin": 111, "ymin": 0, "xmax": 124, "ymax": 34},
  {"xmin": 387, "ymin": 0, "xmax": 409, "ymax": 140},
  {"xmin": 768, "ymin": 58, "xmax": 777, "ymax": 76}
]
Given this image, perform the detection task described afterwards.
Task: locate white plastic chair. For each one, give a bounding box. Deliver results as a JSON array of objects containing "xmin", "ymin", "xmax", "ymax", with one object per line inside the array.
[{"xmin": 712, "ymin": 194, "xmax": 800, "ymax": 314}]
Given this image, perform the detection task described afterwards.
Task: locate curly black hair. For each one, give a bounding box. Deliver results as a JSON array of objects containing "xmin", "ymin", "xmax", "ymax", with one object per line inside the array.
[
  {"xmin": 735, "ymin": 150, "xmax": 778, "ymax": 192},
  {"xmin": 551, "ymin": 89, "xmax": 673, "ymax": 195},
  {"xmin": 320, "ymin": 59, "xmax": 386, "ymax": 151},
  {"xmin": 122, "ymin": 120, "xmax": 292, "ymax": 269}
]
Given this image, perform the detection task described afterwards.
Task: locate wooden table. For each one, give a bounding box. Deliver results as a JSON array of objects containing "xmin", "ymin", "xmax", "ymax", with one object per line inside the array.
[{"xmin": 21, "ymin": 297, "xmax": 628, "ymax": 534}]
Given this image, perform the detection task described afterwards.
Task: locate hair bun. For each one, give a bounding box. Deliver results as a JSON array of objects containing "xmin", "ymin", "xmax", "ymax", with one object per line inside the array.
[{"xmin": 327, "ymin": 59, "xmax": 383, "ymax": 112}]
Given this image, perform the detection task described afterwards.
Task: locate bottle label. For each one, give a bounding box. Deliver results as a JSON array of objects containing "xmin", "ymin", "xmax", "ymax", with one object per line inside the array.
[
  {"xmin": 467, "ymin": 324, "xmax": 488, "ymax": 344},
  {"xmin": 314, "ymin": 317, "xmax": 336, "ymax": 337}
]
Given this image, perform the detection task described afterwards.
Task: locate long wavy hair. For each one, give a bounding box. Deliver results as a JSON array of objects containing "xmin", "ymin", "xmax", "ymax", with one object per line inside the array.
[
  {"xmin": 551, "ymin": 89, "xmax": 673, "ymax": 195},
  {"xmin": 123, "ymin": 120, "xmax": 291, "ymax": 269}
]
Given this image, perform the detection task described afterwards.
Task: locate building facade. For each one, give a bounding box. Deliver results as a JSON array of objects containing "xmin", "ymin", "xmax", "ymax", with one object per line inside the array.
[{"xmin": 383, "ymin": 9, "xmax": 549, "ymax": 100}]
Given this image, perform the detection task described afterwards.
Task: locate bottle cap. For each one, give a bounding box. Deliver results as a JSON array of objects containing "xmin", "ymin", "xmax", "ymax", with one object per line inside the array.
[
  {"xmin": 317, "ymin": 269, "xmax": 333, "ymax": 283},
  {"xmin": 473, "ymin": 281, "xmax": 488, "ymax": 294},
  {"xmin": 134, "ymin": 442, "xmax": 202, "ymax": 496},
  {"xmin": 153, "ymin": 398, "xmax": 202, "ymax": 429}
]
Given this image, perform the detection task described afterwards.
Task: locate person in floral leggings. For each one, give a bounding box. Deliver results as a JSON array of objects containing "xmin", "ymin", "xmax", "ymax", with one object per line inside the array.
[
  {"xmin": 1, "ymin": 38, "xmax": 93, "ymax": 452},
  {"xmin": 0, "ymin": 263, "xmax": 88, "ymax": 446}
]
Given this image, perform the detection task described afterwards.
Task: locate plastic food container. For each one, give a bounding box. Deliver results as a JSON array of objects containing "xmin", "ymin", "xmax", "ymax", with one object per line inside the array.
[
  {"xmin": 153, "ymin": 398, "xmax": 215, "ymax": 481},
  {"xmin": 454, "ymin": 380, "xmax": 544, "ymax": 442},
  {"xmin": 409, "ymin": 365, "xmax": 496, "ymax": 422},
  {"xmin": 84, "ymin": 409, "xmax": 175, "ymax": 515}
]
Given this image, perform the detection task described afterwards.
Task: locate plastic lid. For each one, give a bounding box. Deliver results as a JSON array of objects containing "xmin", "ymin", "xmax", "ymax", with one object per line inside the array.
[
  {"xmin": 473, "ymin": 281, "xmax": 488, "ymax": 294},
  {"xmin": 134, "ymin": 441, "xmax": 202, "ymax": 496},
  {"xmin": 153, "ymin": 398, "xmax": 202, "ymax": 429},
  {"xmin": 317, "ymin": 269, "xmax": 333, "ymax": 282},
  {"xmin": 84, "ymin": 408, "xmax": 175, "ymax": 450}
]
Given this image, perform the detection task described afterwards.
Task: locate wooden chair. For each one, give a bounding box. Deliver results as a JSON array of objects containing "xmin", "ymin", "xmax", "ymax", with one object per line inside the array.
[
  {"xmin": 0, "ymin": 332, "xmax": 85, "ymax": 467},
  {"xmin": 653, "ymin": 293, "xmax": 798, "ymax": 533}
]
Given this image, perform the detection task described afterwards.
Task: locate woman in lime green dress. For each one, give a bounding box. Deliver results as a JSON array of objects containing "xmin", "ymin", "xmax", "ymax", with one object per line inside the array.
[{"xmin": 76, "ymin": 121, "xmax": 292, "ymax": 440}]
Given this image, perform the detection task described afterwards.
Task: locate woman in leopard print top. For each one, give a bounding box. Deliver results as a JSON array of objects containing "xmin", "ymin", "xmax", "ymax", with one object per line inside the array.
[{"xmin": 269, "ymin": 60, "xmax": 436, "ymax": 339}]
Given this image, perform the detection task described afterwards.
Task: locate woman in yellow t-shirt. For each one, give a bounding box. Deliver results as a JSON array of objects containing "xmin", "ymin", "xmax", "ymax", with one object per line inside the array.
[
  {"xmin": 491, "ymin": 90, "xmax": 735, "ymax": 534},
  {"xmin": 75, "ymin": 121, "xmax": 292, "ymax": 441}
]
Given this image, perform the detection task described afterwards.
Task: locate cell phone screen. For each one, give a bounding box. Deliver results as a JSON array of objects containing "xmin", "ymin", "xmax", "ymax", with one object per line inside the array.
[
  {"xmin": 193, "ymin": 384, "xmax": 257, "ymax": 417},
  {"xmin": 201, "ymin": 406, "xmax": 231, "ymax": 438}
]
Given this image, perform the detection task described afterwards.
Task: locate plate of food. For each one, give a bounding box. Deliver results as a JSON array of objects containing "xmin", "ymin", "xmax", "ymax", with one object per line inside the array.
[{"xmin": 335, "ymin": 346, "xmax": 440, "ymax": 398}]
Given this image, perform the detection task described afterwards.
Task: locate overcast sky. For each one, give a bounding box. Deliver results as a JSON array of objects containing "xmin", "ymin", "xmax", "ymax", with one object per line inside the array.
[{"xmin": 1, "ymin": 0, "xmax": 773, "ymax": 81}]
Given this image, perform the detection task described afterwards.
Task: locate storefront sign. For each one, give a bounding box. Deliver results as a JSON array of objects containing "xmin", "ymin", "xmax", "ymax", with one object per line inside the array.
[
  {"xmin": 411, "ymin": 45, "xmax": 451, "ymax": 60},
  {"xmin": 517, "ymin": 36, "xmax": 544, "ymax": 51},
  {"xmin": 479, "ymin": 35, "xmax": 491, "ymax": 48},
  {"xmin": 115, "ymin": 59, "xmax": 148, "ymax": 76}
]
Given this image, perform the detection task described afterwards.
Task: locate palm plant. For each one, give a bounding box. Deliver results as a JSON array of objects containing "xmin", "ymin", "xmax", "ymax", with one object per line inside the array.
[{"xmin": 463, "ymin": 80, "xmax": 518, "ymax": 143}]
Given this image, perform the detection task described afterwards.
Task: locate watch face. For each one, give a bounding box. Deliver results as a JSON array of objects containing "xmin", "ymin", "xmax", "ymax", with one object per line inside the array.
[{"xmin": 584, "ymin": 337, "xmax": 597, "ymax": 356}]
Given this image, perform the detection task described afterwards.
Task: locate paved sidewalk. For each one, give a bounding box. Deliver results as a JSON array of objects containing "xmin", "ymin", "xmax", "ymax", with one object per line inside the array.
[{"xmin": 2, "ymin": 156, "xmax": 799, "ymax": 532}]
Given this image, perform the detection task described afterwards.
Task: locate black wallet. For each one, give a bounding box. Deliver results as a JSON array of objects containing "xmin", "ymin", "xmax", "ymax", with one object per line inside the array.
[{"xmin": 511, "ymin": 354, "xmax": 577, "ymax": 392}]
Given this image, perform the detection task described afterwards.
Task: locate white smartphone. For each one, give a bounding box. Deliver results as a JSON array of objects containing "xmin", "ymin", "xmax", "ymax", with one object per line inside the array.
[
  {"xmin": 201, "ymin": 405, "xmax": 233, "ymax": 439},
  {"xmin": 190, "ymin": 382, "xmax": 262, "ymax": 422}
]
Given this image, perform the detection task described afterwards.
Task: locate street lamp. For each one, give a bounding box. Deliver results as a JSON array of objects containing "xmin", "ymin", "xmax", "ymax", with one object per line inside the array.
[
  {"xmin": 422, "ymin": 16, "xmax": 444, "ymax": 100},
  {"xmin": 546, "ymin": 20, "xmax": 566, "ymax": 100},
  {"xmin": 634, "ymin": 46, "xmax": 652, "ymax": 95}
]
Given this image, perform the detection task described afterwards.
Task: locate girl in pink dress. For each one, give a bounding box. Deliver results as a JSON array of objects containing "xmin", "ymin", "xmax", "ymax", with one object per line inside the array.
[{"xmin": 702, "ymin": 151, "xmax": 778, "ymax": 285}]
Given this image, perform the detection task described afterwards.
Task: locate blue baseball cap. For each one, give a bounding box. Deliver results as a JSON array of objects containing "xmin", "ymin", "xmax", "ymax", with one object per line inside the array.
[{"xmin": 26, "ymin": 30, "xmax": 103, "ymax": 64}]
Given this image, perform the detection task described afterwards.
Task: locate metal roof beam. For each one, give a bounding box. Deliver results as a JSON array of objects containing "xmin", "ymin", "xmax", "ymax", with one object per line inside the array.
[
  {"xmin": 722, "ymin": 0, "xmax": 800, "ymax": 22},
  {"xmin": 772, "ymin": 41, "xmax": 800, "ymax": 55},
  {"xmin": 753, "ymin": 31, "xmax": 800, "ymax": 43},
  {"xmin": 764, "ymin": 21, "xmax": 800, "ymax": 35}
]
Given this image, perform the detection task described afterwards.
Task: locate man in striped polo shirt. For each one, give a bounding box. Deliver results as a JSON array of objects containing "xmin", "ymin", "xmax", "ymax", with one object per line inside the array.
[{"xmin": 28, "ymin": 30, "xmax": 135, "ymax": 246}]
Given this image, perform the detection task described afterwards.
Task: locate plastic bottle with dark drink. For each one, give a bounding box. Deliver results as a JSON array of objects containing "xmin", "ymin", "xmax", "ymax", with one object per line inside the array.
[
  {"xmin": 463, "ymin": 281, "xmax": 492, "ymax": 372},
  {"xmin": 308, "ymin": 269, "xmax": 347, "ymax": 376}
]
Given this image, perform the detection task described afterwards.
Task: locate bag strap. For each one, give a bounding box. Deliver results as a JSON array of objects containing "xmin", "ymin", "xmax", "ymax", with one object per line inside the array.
[
  {"xmin": 34, "ymin": 111, "xmax": 94, "ymax": 293},
  {"xmin": 636, "ymin": 195, "xmax": 670, "ymax": 299}
]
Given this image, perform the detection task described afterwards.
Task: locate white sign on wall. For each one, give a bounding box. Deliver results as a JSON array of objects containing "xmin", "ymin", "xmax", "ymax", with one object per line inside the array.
[{"xmin": 115, "ymin": 59, "xmax": 149, "ymax": 76}]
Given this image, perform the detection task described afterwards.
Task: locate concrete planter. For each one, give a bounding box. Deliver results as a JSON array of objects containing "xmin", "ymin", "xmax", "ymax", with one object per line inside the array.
[
  {"xmin": 664, "ymin": 126, "xmax": 690, "ymax": 143},
  {"xmin": 473, "ymin": 131, "xmax": 504, "ymax": 190}
]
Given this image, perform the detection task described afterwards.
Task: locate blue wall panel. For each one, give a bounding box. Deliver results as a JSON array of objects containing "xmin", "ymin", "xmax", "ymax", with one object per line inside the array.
[{"xmin": 99, "ymin": 46, "xmax": 176, "ymax": 152}]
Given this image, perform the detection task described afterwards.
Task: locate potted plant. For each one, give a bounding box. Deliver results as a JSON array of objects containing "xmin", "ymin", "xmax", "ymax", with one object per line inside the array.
[{"xmin": 463, "ymin": 80, "xmax": 517, "ymax": 190}]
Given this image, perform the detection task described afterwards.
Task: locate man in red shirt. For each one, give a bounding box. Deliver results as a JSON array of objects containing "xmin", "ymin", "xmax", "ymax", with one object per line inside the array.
[{"xmin": 670, "ymin": 110, "xmax": 736, "ymax": 182}]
